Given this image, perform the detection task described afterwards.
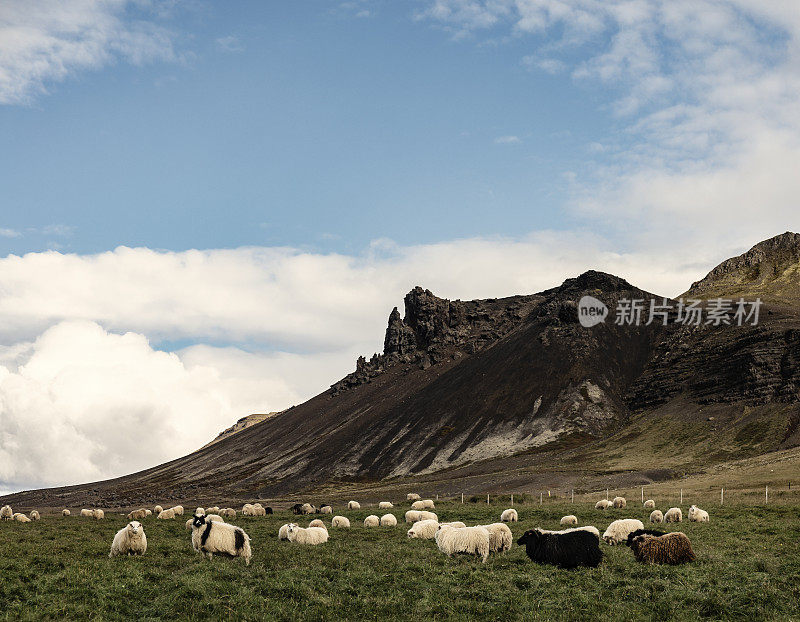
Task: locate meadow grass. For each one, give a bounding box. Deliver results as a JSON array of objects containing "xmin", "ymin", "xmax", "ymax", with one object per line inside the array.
[{"xmin": 1, "ymin": 501, "xmax": 799, "ymax": 621}]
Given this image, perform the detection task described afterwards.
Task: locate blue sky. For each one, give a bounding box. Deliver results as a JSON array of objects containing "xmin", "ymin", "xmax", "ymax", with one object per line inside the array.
[{"xmin": 1, "ymin": 0, "xmax": 799, "ymax": 491}]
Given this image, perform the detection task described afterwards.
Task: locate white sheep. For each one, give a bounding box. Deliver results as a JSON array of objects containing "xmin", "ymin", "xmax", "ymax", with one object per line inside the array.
[
  {"xmin": 602, "ymin": 518, "xmax": 644, "ymax": 545},
  {"xmin": 421, "ymin": 499, "xmax": 435, "ymax": 509},
  {"xmin": 309, "ymin": 519, "xmax": 326, "ymax": 529},
  {"xmin": 501, "ymin": 508, "xmax": 518, "ymax": 522},
  {"xmin": 300, "ymin": 503, "xmax": 315, "ymax": 515},
  {"xmin": 242, "ymin": 504, "xmax": 255, "ymax": 516},
  {"xmin": 560, "ymin": 515, "xmax": 578, "ymax": 526},
  {"xmin": 405, "ymin": 510, "xmax": 421, "ymax": 523},
  {"xmin": 537, "ymin": 525, "xmax": 601, "ymax": 538},
  {"xmin": 128, "ymin": 509, "xmax": 148, "ymax": 521},
  {"xmin": 286, "ymin": 523, "xmax": 328, "ymax": 545},
  {"xmin": 331, "ymin": 516, "xmax": 350, "ymax": 528},
  {"xmin": 320, "ymin": 506, "xmax": 333, "ymax": 514},
  {"xmin": 650, "ymin": 510, "xmax": 664, "ymax": 523},
  {"xmin": 612, "ymin": 496, "xmax": 626, "ymax": 509},
  {"xmin": 664, "ymin": 507, "xmax": 683, "ymax": 523},
  {"xmin": 62, "ymin": 509, "xmax": 71, "ymax": 517},
  {"xmin": 380, "ymin": 514, "xmax": 397, "ymax": 527},
  {"xmin": 378, "ymin": 501, "xmax": 394, "ymax": 509},
  {"xmin": 221, "ymin": 508, "xmax": 237, "ymax": 518},
  {"xmin": 595, "ymin": 500, "xmax": 612, "ymax": 510},
  {"xmin": 406, "ymin": 493, "xmax": 421, "ymax": 501},
  {"xmin": 154, "ymin": 505, "xmax": 163, "ymax": 514},
  {"xmin": 195, "ymin": 507, "xmax": 206, "ymax": 516},
  {"xmin": 347, "ymin": 501, "xmax": 361, "ymax": 510},
  {"xmin": 441, "ymin": 521, "xmax": 466, "ymax": 529},
  {"xmin": 477, "ymin": 523, "xmax": 513, "ymax": 553},
  {"xmin": 158, "ymin": 508, "xmax": 176, "ymax": 520},
  {"xmin": 688, "ymin": 505, "xmax": 709, "ymax": 522},
  {"xmin": 13, "ymin": 513, "xmax": 31, "ymax": 523},
  {"xmin": 145, "ymin": 510, "xmax": 152, "ymax": 516},
  {"xmin": 191, "ymin": 515, "xmax": 252, "ymax": 564},
  {"xmin": 406, "ymin": 519, "xmax": 440, "ymax": 540},
  {"xmin": 93, "ymin": 509, "xmax": 105, "ymax": 520},
  {"xmin": 418, "ymin": 511, "xmax": 438, "ymax": 522},
  {"xmin": 172, "ymin": 505, "xmax": 184, "ymax": 516},
  {"xmin": 80, "ymin": 509, "xmax": 93, "ymax": 517},
  {"xmin": 207, "ymin": 506, "xmax": 220, "ymax": 514},
  {"xmin": 410, "ymin": 500, "xmax": 426, "ymax": 511},
  {"xmin": 644, "ymin": 499, "xmax": 655, "ymax": 509},
  {"xmin": 435, "ymin": 525, "xmax": 490, "ymax": 563},
  {"xmin": 110, "ymin": 521, "xmax": 147, "ymax": 557},
  {"xmin": 30, "ymin": 510, "xmax": 40, "ymax": 521},
  {"xmin": 205, "ymin": 514, "xmax": 224, "ymax": 524},
  {"xmin": 0, "ymin": 505, "xmax": 13, "ymax": 520},
  {"xmin": 364, "ymin": 515, "xmax": 380, "ymax": 527},
  {"xmin": 278, "ymin": 523, "xmax": 290, "ymax": 540}
]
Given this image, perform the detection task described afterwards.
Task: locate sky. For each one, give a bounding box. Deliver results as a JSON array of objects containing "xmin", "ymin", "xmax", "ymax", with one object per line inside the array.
[{"xmin": 1, "ymin": 0, "xmax": 799, "ymax": 493}]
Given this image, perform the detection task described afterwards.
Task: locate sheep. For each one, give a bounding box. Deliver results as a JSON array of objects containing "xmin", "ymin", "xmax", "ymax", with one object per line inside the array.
[
  {"xmin": 154, "ymin": 505, "xmax": 163, "ymax": 514},
  {"xmin": 191, "ymin": 514, "xmax": 252, "ymax": 565},
  {"xmin": 92, "ymin": 509, "xmax": 105, "ymax": 520},
  {"xmin": 300, "ymin": 503, "xmax": 315, "ymax": 515},
  {"xmin": 13, "ymin": 513, "xmax": 31, "ymax": 523},
  {"xmin": 560, "ymin": 515, "xmax": 578, "ymax": 526},
  {"xmin": 406, "ymin": 519, "xmax": 440, "ymax": 540},
  {"xmin": 347, "ymin": 501, "xmax": 361, "ymax": 510},
  {"xmin": 265, "ymin": 507, "xmax": 273, "ymax": 515},
  {"xmin": 221, "ymin": 508, "xmax": 237, "ymax": 518},
  {"xmin": 421, "ymin": 499, "xmax": 435, "ymax": 509},
  {"xmin": 406, "ymin": 493, "xmax": 421, "ymax": 501},
  {"xmin": 145, "ymin": 509, "xmax": 152, "ymax": 517},
  {"xmin": 411, "ymin": 500, "xmax": 426, "ymax": 511},
  {"xmin": 650, "ymin": 510, "xmax": 664, "ymax": 524},
  {"xmin": 286, "ymin": 523, "xmax": 328, "ymax": 545},
  {"xmin": 405, "ymin": 510, "xmax": 421, "ymax": 523},
  {"xmin": 644, "ymin": 499, "xmax": 656, "ymax": 509},
  {"xmin": 80, "ymin": 509, "xmax": 93, "ymax": 518},
  {"xmin": 185, "ymin": 518, "xmax": 193, "ymax": 530},
  {"xmin": 630, "ymin": 532, "xmax": 696, "ymax": 565},
  {"xmin": 205, "ymin": 514, "xmax": 224, "ymax": 524},
  {"xmin": 207, "ymin": 506, "xmax": 220, "ymax": 514},
  {"xmin": 418, "ymin": 511, "xmax": 438, "ymax": 522},
  {"xmin": 536, "ymin": 526, "xmax": 602, "ymax": 539},
  {"xmin": 379, "ymin": 501, "xmax": 394, "ymax": 509},
  {"xmin": 290, "ymin": 503, "xmax": 303, "ymax": 515},
  {"xmin": 602, "ymin": 519, "xmax": 644, "ymax": 545},
  {"xmin": 172, "ymin": 505, "xmax": 184, "ymax": 516},
  {"xmin": 62, "ymin": 509, "xmax": 71, "ymax": 517},
  {"xmin": 595, "ymin": 500, "xmax": 612, "ymax": 510},
  {"xmin": 195, "ymin": 507, "xmax": 206, "ymax": 516},
  {"xmin": 517, "ymin": 529, "xmax": 603, "ymax": 569},
  {"xmin": 158, "ymin": 508, "xmax": 176, "ymax": 520},
  {"xmin": 441, "ymin": 521, "xmax": 466, "ymax": 529},
  {"xmin": 625, "ymin": 528, "xmax": 666, "ymax": 547},
  {"xmin": 128, "ymin": 509, "xmax": 148, "ymax": 521},
  {"xmin": 331, "ymin": 516, "xmax": 350, "ymax": 528},
  {"xmin": 110, "ymin": 521, "xmax": 147, "ymax": 557},
  {"xmin": 380, "ymin": 514, "xmax": 397, "ymax": 527},
  {"xmin": 278, "ymin": 523, "xmax": 290, "ymax": 541},
  {"xmin": 309, "ymin": 519, "xmax": 326, "ymax": 529},
  {"xmin": 435, "ymin": 525, "xmax": 490, "ymax": 563},
  {"xmin": 0, "ymin": 505, "xmax": 13, "ymax": 520},
  {"xmin": 320, "ymin": 505, "xmax": 333, "ymax": 514},
  {"xmin": 477, "ymin": 523, "xmax": 513, "ymax": 553},
  {"xmin": 30, "ymin": 510, "xmax": 40, "ymax": 521},
  {"xmin": 364, "ymin": 515, "xmax": 380, "ymax": 527},
  {"xmin": 612, "ymin": 496, "xmax": 626, "ymax": 509},
  {"xmin": 664, "ymin": 507, "xmax": 683, "ymax": 523},
  {"xmin": 688, "ymin": 505, "xmax": 709, "ymax": 523},
  {"xmin": 501, "ymin": 508, "xmax": 518, "ymax": 522}
]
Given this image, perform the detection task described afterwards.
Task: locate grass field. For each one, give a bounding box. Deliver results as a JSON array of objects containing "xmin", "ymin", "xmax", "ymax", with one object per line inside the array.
[{"xmin": 1, "ymin": 501, "xmax": 799, "ymax": 621}]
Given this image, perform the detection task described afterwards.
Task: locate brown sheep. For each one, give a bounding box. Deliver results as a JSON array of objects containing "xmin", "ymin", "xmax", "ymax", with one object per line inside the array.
[{"xmin": 630, "ymin": 532, "xmax": 696, "ymax": 565}]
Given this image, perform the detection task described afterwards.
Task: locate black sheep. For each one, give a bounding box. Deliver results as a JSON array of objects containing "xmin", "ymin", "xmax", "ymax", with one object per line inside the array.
[
  {"xmin": 625, "ymin": 528, "xmax": 666, "ymax": 547},
  {"xmin": 290, "ymin": 503, "xmax": 304, "ymax": 515},
  {"xmin": 517, "ymin": 528, "xmax": 603, "ymax": 569}
]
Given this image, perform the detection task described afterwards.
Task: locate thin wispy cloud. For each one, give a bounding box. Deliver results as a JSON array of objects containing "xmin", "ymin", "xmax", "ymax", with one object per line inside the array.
[
  {"xmin": 494, "ymin": 135, "xmax": 521, "ymax": 144},
  {"xmin": 215, "ymin": 35, "xmax": 244, "ymax": 53},
  {"xmin": 0, "ymin": 228, "xmax": 20, "ymax": 238}
]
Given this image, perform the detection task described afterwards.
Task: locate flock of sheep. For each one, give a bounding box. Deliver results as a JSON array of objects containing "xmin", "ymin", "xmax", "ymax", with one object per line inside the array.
[{"xmin": 0, "ymin": 493, "xmax": 710, "ymax": 569}]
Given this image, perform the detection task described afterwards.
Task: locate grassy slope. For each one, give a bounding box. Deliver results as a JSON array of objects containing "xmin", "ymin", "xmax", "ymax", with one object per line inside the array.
[{"xmin": 1, "ymin": 501, "xmax": 799, "ymax": 621}]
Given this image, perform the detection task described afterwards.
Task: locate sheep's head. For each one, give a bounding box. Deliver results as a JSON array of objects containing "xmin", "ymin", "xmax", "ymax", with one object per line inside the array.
[
  {"xmin": 517, "ymin": 529, "xmax": 541, "ymax": 546},
  {"xmin": 128, "ymin": 521, "xmax": 141, "ymax": 536},
  {"xmin": 192, "ymin": 514, "xmax": 206, "ymax": 529},
  {"xmin": 406, "ymin": 528, "xmax": 417, "ymax": 538}
]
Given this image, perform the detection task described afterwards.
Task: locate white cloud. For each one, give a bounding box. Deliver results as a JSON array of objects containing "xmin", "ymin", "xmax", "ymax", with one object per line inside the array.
[
  {"xmin": 0, "ymin": 228, "xmax": 20, "ymax": 238},
  {"xmin": 494, "ymin": 135, "xmax": 521, "ymax": 144},
  {"xmin": 0, "ymin": 0, "xmax": 178, "ymax": 105},
  {"xmin": 215, "ymin": 35, "xmax": 243, "ymax": 53}
]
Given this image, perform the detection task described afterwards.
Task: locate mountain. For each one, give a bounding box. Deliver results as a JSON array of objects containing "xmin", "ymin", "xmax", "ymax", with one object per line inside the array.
[
  {"xmin": 4, "ymin": 233, "xmax": 800, "ymax": 509},
  {"xmin": 202, "ymin": 412, "xmax": 283, "ymax": 449}
]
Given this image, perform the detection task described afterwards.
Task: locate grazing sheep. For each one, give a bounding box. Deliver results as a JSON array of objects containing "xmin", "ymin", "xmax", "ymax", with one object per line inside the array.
[
  {"xmin": 300, "ymin": 503, "xmax": 315, "ymax": 515},
  {"xmin": 441, "ymin": 521, "xmax": 466, "ymax": 529},
  {"xmin": 243, "ymin": 503, "xmax": 256, "ymax": 515},
  {"xmin": 536, "ymin": 526, "xmax": 601, "ymax": 538},
  {"xmin": 411, "ymin": 500, "xmax": 426, "ymax": 511},
  {"xmin": 664, "ymin": 507, "xmax": 683, "ymax": 523},
  {"xmin": 207, "ymin": 506, "xmax": 220, "ymax": 514},
  {"xmin": 185, "ymin": 518, "xmax": 194, "ymax": 530},
  {"xmin": 13, "ymin": 513, "xmax": 31, "ymax": 523},
  {"xmin": 0, "ymin": 505, "xmax": 13, "ymax": 520},
  {"xmin": 595, "ymin": 500, "xmax": 612, "ymax": 510},
  {"xmin": 191, "ymin": 515, "xmax": 252, "ymax": 565},
  {"xmin": 418, "ymin": 511, "xmax": 437, "ymax": 522},
  {"xmin": 62, "ymin": 509, "xmax": 71, "ymax": 517},
  {"xmin": 406, "ymin": 519, "xmax": 440, "ymax": 540},
  {"xmin": 145, "ymin": 509, "xmax": 152, "ymax": 516},
  {"xmin": 172, "ymin": 506, "xmax": 184, "ymax": 516},
  {"xmin": 278, "ymin": 523, "xmax": 290, "ymax": 541},
  {"xmin": 625, "ymin": 528, "xmax": 666, "ymax": 547},
  {"xmin": 110, "ymin": 521, "xmax": 147, "ymax": 557},
  {"xmin": 612, "ymin": 497, "xmax": 626, "ymax": 509},
  {"xmin": 517, "ymin": 529, "xmax": 603, "ymax": 569},
  {"xmin": 501, "ymin": 508, "xmax": 518, "ymax": 522},
  {"xmin": 650, "ymin": 510, "xmax": 664, "ymax": 524},
  {"xmin": 286, "ymin": 523, "xmax": 328, "ymax": 545},
  {"xmin": 644, "ymin": 499, "xmax": 655, "ymax": 509},
  {"xmin": 205, "ymin": 514, "xmax": 224, "ymax": 524},
  {"xmin": 406, "ymin": 493, "xmax": 421, "ymax": 501},
  {"xmin": 421, "ymin": 499, "xmax": 435, "ymax": 509},
  {"xmin": 80, "ymin": 509, "xmax": 93, "ymax": 518},
  {"xmin": 688, "ymin": 505, "xmax": 709, "ymax": 523},
  {"xmin": 347, "ymin": 501, "xmax": 361, "ymax": 510},
  {"xmin": 128, "ymin": 509, "xmax": 148, "ymax": 521},
  {"xmin": 154, "ymin": 505, "xmax": 163, "ymax": 514},
  {"xmin": 602, "ymin": 519, "xmax": 644, "ymax": 545},
  {"xmin": 477, "ymin": 523, "xmax": 513, "ymax": 553},
  {"xmin": 309, "ymin": 519, "xmax": 326, "ymax": 529},
  {"xmin": 320, "ymin": 505, "xmax": 333, "ymax": 514},
  {"xmin": 380, "ymin": 514, "xmax": 398, "ymax": 527},
  {"xmin": 630, "ymin": 532, "xmax": 696, "ymax": 565},
  {"xmin": 331, "ymin": 516, "xmax": 350, "ymax": 528},
  {"xmin": 93, "ymin": 509, "xmax": 105, "ymax": 520},
  {"xmin": 405, "ymin": 510, "xmax": 421, "ymax": 523},
  {"xmin": 221, "ymin": 508, "xmax": 237, "ymax": 518},
  {"xmin": 290, "ymin": 503, "xmax": 303, "ymax": 515},
  {"xmin": 560, "ymin": 515, "xmax": 578, "ymax": 526},
  {"xmin": 379, "ymin": 501, "xmax": 394, "ymax": 509},
  {"xmin": 364, "ymin": 515, "xmax": 380, "ymax": 527},
  {"xmin": 265, "ymin": 507, "xmax": 273, "ymax": 515},
  {"xmin": 158, "ymin": 509, "xmax": 176, "ymax": 520},
  {"xmin": 435, "ymin": 525, "xmax": 490, "ymax": 563},
  {"xmin": 30, "ymin": 510, "xmax": 40, "ymax": 521}
]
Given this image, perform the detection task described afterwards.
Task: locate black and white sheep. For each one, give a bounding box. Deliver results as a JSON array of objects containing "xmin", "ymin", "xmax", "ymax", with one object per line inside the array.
[
  {"xmin": 191, "ymin": 515, "xmax": 252, "ymax": 564},
  {"xmin": 110, "ymin": 521, "xmax": 147, "ymax": 557},
  {"xmin": 517, "ymin": 529, "xmax": 603, "ymax": 569}
]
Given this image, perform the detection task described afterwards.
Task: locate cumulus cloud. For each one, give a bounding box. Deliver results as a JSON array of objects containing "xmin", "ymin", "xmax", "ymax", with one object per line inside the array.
[{"xmin": 0, "ymin": 0, "xmax": 178, "ymax": 104}]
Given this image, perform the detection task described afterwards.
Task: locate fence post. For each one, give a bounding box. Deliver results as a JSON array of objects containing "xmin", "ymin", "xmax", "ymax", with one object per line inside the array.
[
  {"xmin": 766, "ymin": 485, "xmax": 768, "ymax": 504},
  {"xmin": 721, "ymin": 487, "xmax": 724, "ymax": 506},
  {"xmin": 680, "ymin": 489, "xmax": 683, "ymax": 504},
  {"xmin": 540, "ymin": 492, "xmax": 543, "ymax": 505},
  {"xmin": 606, "ymin": 488, "xmax": 608, "ymax": 500},
  {"xmin": 487, "ymin": 494, "xmax": 490, "ymax": 505},
  {"xmin": 511, "ymin": 494, "xmax": 514, "ymax": 506},
  {"xmin": 641, "ymin": 487, "xmax": 644, "ymax": 503},
  {"xmin": 436, "ymin": 494, "xmax": 439, "ymax": 501},
  {"xmin": 461, "ymin": 493, "xmax": 464, "ymax": 504},
  {"xmin": 571, "ymin": 489, "xmax": 574, "ymax": 503}
]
